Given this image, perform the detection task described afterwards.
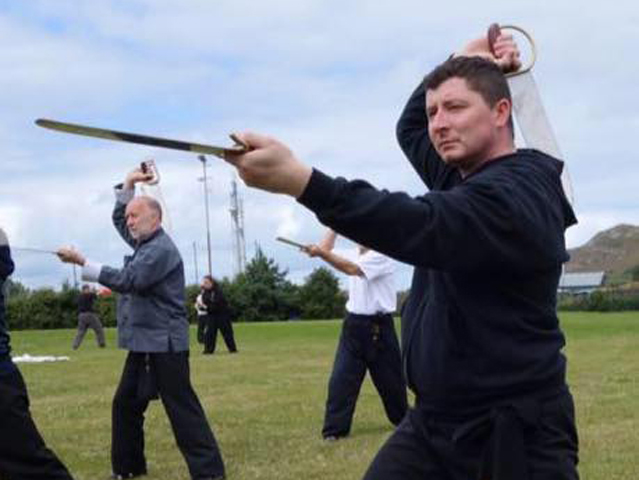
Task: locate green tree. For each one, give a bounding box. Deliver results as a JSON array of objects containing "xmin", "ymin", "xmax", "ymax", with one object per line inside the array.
[
  {"xmin": 299, "ymin": 267, "xmax": 346, "ymax": 319},
  {"xmin": 626, "ymin": 264, "xmax": 639, "ymax": 282},
  {"xmin": 6, "ymin": 287, "xmax": 77, "ymax": 330},
  {"xmin": 3, "ymin": 278, "xmax": 30, "ymax": 299},
  {"xmin": 225, "ymin": 248, "xmax": 300, "ymax": 322}
]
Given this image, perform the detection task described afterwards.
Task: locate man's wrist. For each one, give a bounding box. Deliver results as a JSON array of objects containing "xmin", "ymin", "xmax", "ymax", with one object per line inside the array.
[{"xmin": 290, "ymin": 164, "xmax": 313, "ymax": 199}]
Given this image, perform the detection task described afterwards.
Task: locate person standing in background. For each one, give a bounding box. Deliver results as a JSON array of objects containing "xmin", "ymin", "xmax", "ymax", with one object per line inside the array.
[
  {"xmin": 72, "ymin": 284, "xmax": 106, "ymax": 349},
  {"xmin": 303, "ymin": 229, "xmax": 407, "ymax": 440},
  {"xmin": 200, "ymin": 276, "xmax": 237, "ymax": 355}
]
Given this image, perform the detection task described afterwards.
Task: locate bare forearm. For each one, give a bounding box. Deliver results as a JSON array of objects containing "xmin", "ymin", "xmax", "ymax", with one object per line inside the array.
[
  {"xmin": 318, "ymin": 229, "xmax": 337, "ymax": 251},
  {"xmin": 318, "ymin": 250, "xmax": 362, "ymax": 276}
]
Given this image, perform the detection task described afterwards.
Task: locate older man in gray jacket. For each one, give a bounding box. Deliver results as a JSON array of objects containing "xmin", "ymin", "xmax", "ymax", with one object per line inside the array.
[{"xmin": 58, "ymin": 166, "xmax": 225, "ymax": 480}]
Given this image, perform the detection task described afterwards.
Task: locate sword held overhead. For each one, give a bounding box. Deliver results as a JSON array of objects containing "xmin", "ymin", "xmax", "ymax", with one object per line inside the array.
[{"xmin": 488, "ymin": 23, "xmax": 575, "ymax": 206}]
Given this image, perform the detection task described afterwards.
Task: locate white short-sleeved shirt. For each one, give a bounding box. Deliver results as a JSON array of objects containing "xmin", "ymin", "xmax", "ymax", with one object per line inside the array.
[{"xmin": 342, "ymin": 249, "xmax": 396, "ymax": 315}]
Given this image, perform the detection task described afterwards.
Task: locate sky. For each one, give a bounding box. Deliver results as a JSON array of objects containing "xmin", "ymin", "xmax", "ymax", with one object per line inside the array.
[{"xmin": 1, "ymin": 0, "xmax": 637, "ymax": 291}]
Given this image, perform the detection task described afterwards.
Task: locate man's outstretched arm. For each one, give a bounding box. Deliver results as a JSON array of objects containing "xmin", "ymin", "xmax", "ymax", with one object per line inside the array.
[{"xmin": 303, "ymin": 242, "xmax": 363, "ymax": 277}]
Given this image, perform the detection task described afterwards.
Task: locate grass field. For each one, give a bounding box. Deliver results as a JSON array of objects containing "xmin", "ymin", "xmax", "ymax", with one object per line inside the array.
[{"xmin": 10, "ymin": 311, "xmax": 639, "ymax": 480}]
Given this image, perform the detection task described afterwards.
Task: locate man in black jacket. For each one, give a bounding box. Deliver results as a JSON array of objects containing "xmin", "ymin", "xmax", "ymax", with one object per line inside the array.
[
  {"xmin": 0, "ymin": 227, "xmax": 75, "ymax": 480},
  {"xmin": 224, "ymin": 31, "xmax": 579, "ymax": 480}
]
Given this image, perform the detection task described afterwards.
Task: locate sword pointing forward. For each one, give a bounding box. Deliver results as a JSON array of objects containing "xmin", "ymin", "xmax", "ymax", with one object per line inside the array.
[
  {"xmin": 12, "ymin": 246, "xmax": 58, "ymax": 255},
  {"xmin": 488, "ymin": 24, "xmax": 575, "ymax": 206},
  {"xmin": 276, "ymin": 236, "xmax": 308, "ymax": 250},
  {"xmin": 35, "ymin": 118, "xmax": 248, "ymax": 159}
]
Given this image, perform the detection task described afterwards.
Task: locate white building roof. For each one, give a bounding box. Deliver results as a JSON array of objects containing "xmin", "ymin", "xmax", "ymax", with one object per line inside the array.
[{"xmin": 558, "ymin": 271, "xmax": 606, "ymax": 289}]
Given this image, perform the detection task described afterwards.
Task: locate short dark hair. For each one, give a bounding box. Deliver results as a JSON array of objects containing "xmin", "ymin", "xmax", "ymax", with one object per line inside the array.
[{"xmin": 425, "ymin": 56, "xmax": 514, "ymax": 133}]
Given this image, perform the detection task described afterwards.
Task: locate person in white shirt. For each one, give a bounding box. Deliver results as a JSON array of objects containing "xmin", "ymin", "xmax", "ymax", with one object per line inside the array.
[{"xmin": 303, "ymin": 229, "xmax": 407, "ymax": 440}]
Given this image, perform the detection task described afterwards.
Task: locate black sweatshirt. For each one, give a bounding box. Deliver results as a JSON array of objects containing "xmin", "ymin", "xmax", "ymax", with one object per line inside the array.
[
  {"xmin": 298, "ymin": 80, "xmax": 577, "ymax": 414},
  {"xmin": 202, "ymin": 284, "xmax": 231, "ymax": 318}
]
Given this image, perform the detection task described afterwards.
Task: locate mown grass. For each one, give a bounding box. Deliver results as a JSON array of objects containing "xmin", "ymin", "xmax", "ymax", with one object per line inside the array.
[{"xmin": 10, "ymin": 312, "xmax": 639, "ymax": 480}]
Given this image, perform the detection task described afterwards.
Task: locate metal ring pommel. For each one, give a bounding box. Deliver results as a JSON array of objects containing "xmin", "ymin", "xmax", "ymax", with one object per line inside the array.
[{"xmin": 487, "ymin": 23, "xmax": 537, "ymax": 77}]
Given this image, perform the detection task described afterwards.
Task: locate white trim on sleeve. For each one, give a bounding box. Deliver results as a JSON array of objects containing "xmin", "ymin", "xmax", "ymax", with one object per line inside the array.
[{"xmin": 81, "ymin": 261, "xmax": 103, "ymax": 282}]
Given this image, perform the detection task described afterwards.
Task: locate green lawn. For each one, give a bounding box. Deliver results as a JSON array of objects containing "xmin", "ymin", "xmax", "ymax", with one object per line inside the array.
[{"xmin": 10, "ymin": 312, "xmax": 639, "ymax": 480}]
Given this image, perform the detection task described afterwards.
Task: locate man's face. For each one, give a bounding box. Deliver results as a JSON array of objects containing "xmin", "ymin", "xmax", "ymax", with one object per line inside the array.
[
  {"xmin": 426, "ymin": 77, "xmax": 501, "ymax": 173},
  {"xmin": 125, "ymin": 199, "xmax": 160, "ymax": 241},
  {"xmin": 201, "ymin": 278, "xmax": 213, "ymax": 290}
]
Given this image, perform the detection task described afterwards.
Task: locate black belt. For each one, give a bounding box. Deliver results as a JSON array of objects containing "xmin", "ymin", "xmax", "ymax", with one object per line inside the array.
[
  {"xmin": 346, "ymin": 312, "xmax": 392, "ymax": 342},
  {"xmin": 347, "ymin": 312, "xmax": 393, "ymax": 322}
]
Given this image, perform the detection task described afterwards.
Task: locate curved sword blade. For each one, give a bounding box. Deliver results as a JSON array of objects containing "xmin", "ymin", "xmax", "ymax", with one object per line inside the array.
[{"xmin": 35, "ymin": 118, "xmax": 246, "ymax": 159}]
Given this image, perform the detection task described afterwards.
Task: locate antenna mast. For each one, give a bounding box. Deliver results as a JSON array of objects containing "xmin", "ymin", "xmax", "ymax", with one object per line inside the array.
[{"xmin": 229, "ymin": 176, "xmax": 247, "ymax": 276}]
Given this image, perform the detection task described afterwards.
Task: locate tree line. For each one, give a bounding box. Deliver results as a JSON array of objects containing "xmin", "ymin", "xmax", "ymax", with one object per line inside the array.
[{"xmin": 4, "ymin": 248, "xmax": 348, "ymax": 330}]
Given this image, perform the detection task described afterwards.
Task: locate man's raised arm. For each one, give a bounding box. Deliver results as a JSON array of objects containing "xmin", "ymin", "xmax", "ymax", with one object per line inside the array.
[{"xmin": 112, "ymin": 166, "xmax": 155, "ymax": 249}]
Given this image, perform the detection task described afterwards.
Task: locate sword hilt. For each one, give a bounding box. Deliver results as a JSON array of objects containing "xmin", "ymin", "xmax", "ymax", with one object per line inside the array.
[
  {"xmin": 487, "ymin": 23, "xmax": 537, "ymax": 77},
  {"xmin": 140, "ymin": 159, "xmax": 160, "ymax": 185}
]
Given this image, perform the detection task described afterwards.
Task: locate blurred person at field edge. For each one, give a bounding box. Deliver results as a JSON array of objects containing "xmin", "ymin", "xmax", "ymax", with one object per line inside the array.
[{"xmin": 0, "ymin": 227, "xmax": 75, "ymax": 480}]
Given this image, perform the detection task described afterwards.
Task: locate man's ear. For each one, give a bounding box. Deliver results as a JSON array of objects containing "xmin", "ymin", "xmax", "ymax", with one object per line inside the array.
[{"xmin": 493, "ymin": 98, "xmax": 512, "ymax": 128}]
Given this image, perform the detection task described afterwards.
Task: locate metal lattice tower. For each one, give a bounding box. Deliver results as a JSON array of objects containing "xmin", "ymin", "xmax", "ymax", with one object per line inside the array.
[{"xmin": 229, "ymin": 176, "xmax": 247, "ymax": 276}]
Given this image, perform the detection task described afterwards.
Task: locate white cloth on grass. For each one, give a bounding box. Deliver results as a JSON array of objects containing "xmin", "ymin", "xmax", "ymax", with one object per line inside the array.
[{"xmin": 13, "ymin": 353, "xmax": 70, "ymax": 363}]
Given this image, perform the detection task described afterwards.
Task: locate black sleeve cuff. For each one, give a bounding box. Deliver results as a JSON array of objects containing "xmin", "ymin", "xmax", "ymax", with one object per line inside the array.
[{"xmin": 296, "ymin": 168, "xmax": 337, "ymax": 214}]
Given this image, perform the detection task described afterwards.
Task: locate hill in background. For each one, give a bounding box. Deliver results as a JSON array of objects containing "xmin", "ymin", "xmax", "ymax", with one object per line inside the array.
[{"xmin": 566, "ymin": 224, "xmax": 639, "ymax": 283}]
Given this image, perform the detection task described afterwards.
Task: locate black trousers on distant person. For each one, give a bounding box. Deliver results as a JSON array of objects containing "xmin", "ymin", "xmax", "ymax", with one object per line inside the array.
[
  {"xmin": 0, "ymin": 361, "xmax": 74, "ymax": 480},
  {"xmin": 196, "ymin": 315, "xmax": 207, "ymax": 344},
  {"xmin": 362, "ymin": 388, "xmax": 579, "ymax": 480},
  {"xmin": 203, "ymin": 313, "xmax": 237, "ymax": 354},
  {"xmin": 111, "ymin": 351, "xmax": 225, "ymax": 479},
  {"xmin": 322, "ymin": 312, "xmax": 407, "ymax": 439},
  {"xmin": 72, "ymin": 312, "xmax": 106, "ymax": 349}
]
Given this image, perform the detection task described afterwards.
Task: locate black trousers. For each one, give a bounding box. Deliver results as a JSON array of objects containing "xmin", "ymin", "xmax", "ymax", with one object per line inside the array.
[
  {"xmin": 362, "ymin": 389, "xmax": 580, "ymax": 480},
  {"xmin": 111, "ymin": 351, "xmax": 225, "ymax": 479},
  {"xmin": 203, "ymin": 314, "xmax": 237, "ymax": 354},
  {"xmin": 196, "ymin": 315, "xmax": 206, "ymax": 344},
  {"xmin": 0, "ymin": 362, "xmax": 74, "ymax": 480},
  {"xmin": 322, "ymin": 313, "xmax": 407, "ymax": 438}
]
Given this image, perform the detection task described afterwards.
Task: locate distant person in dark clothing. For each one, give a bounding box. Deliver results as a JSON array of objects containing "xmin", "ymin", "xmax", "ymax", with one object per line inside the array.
[
  {"xmin": 197, "ymin": 276, "xmax": 237, "ymax": 355},
  {"xmin": 72, "ymin": 284, "xmax": 106, "ymax": 349},
  {"xmin": 0, "ymin": 227, "xmax": 75, "ymax": 480},
  {"xmin": 223, "ymin": 31, "xmax": 579, "ymax": 480}
]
